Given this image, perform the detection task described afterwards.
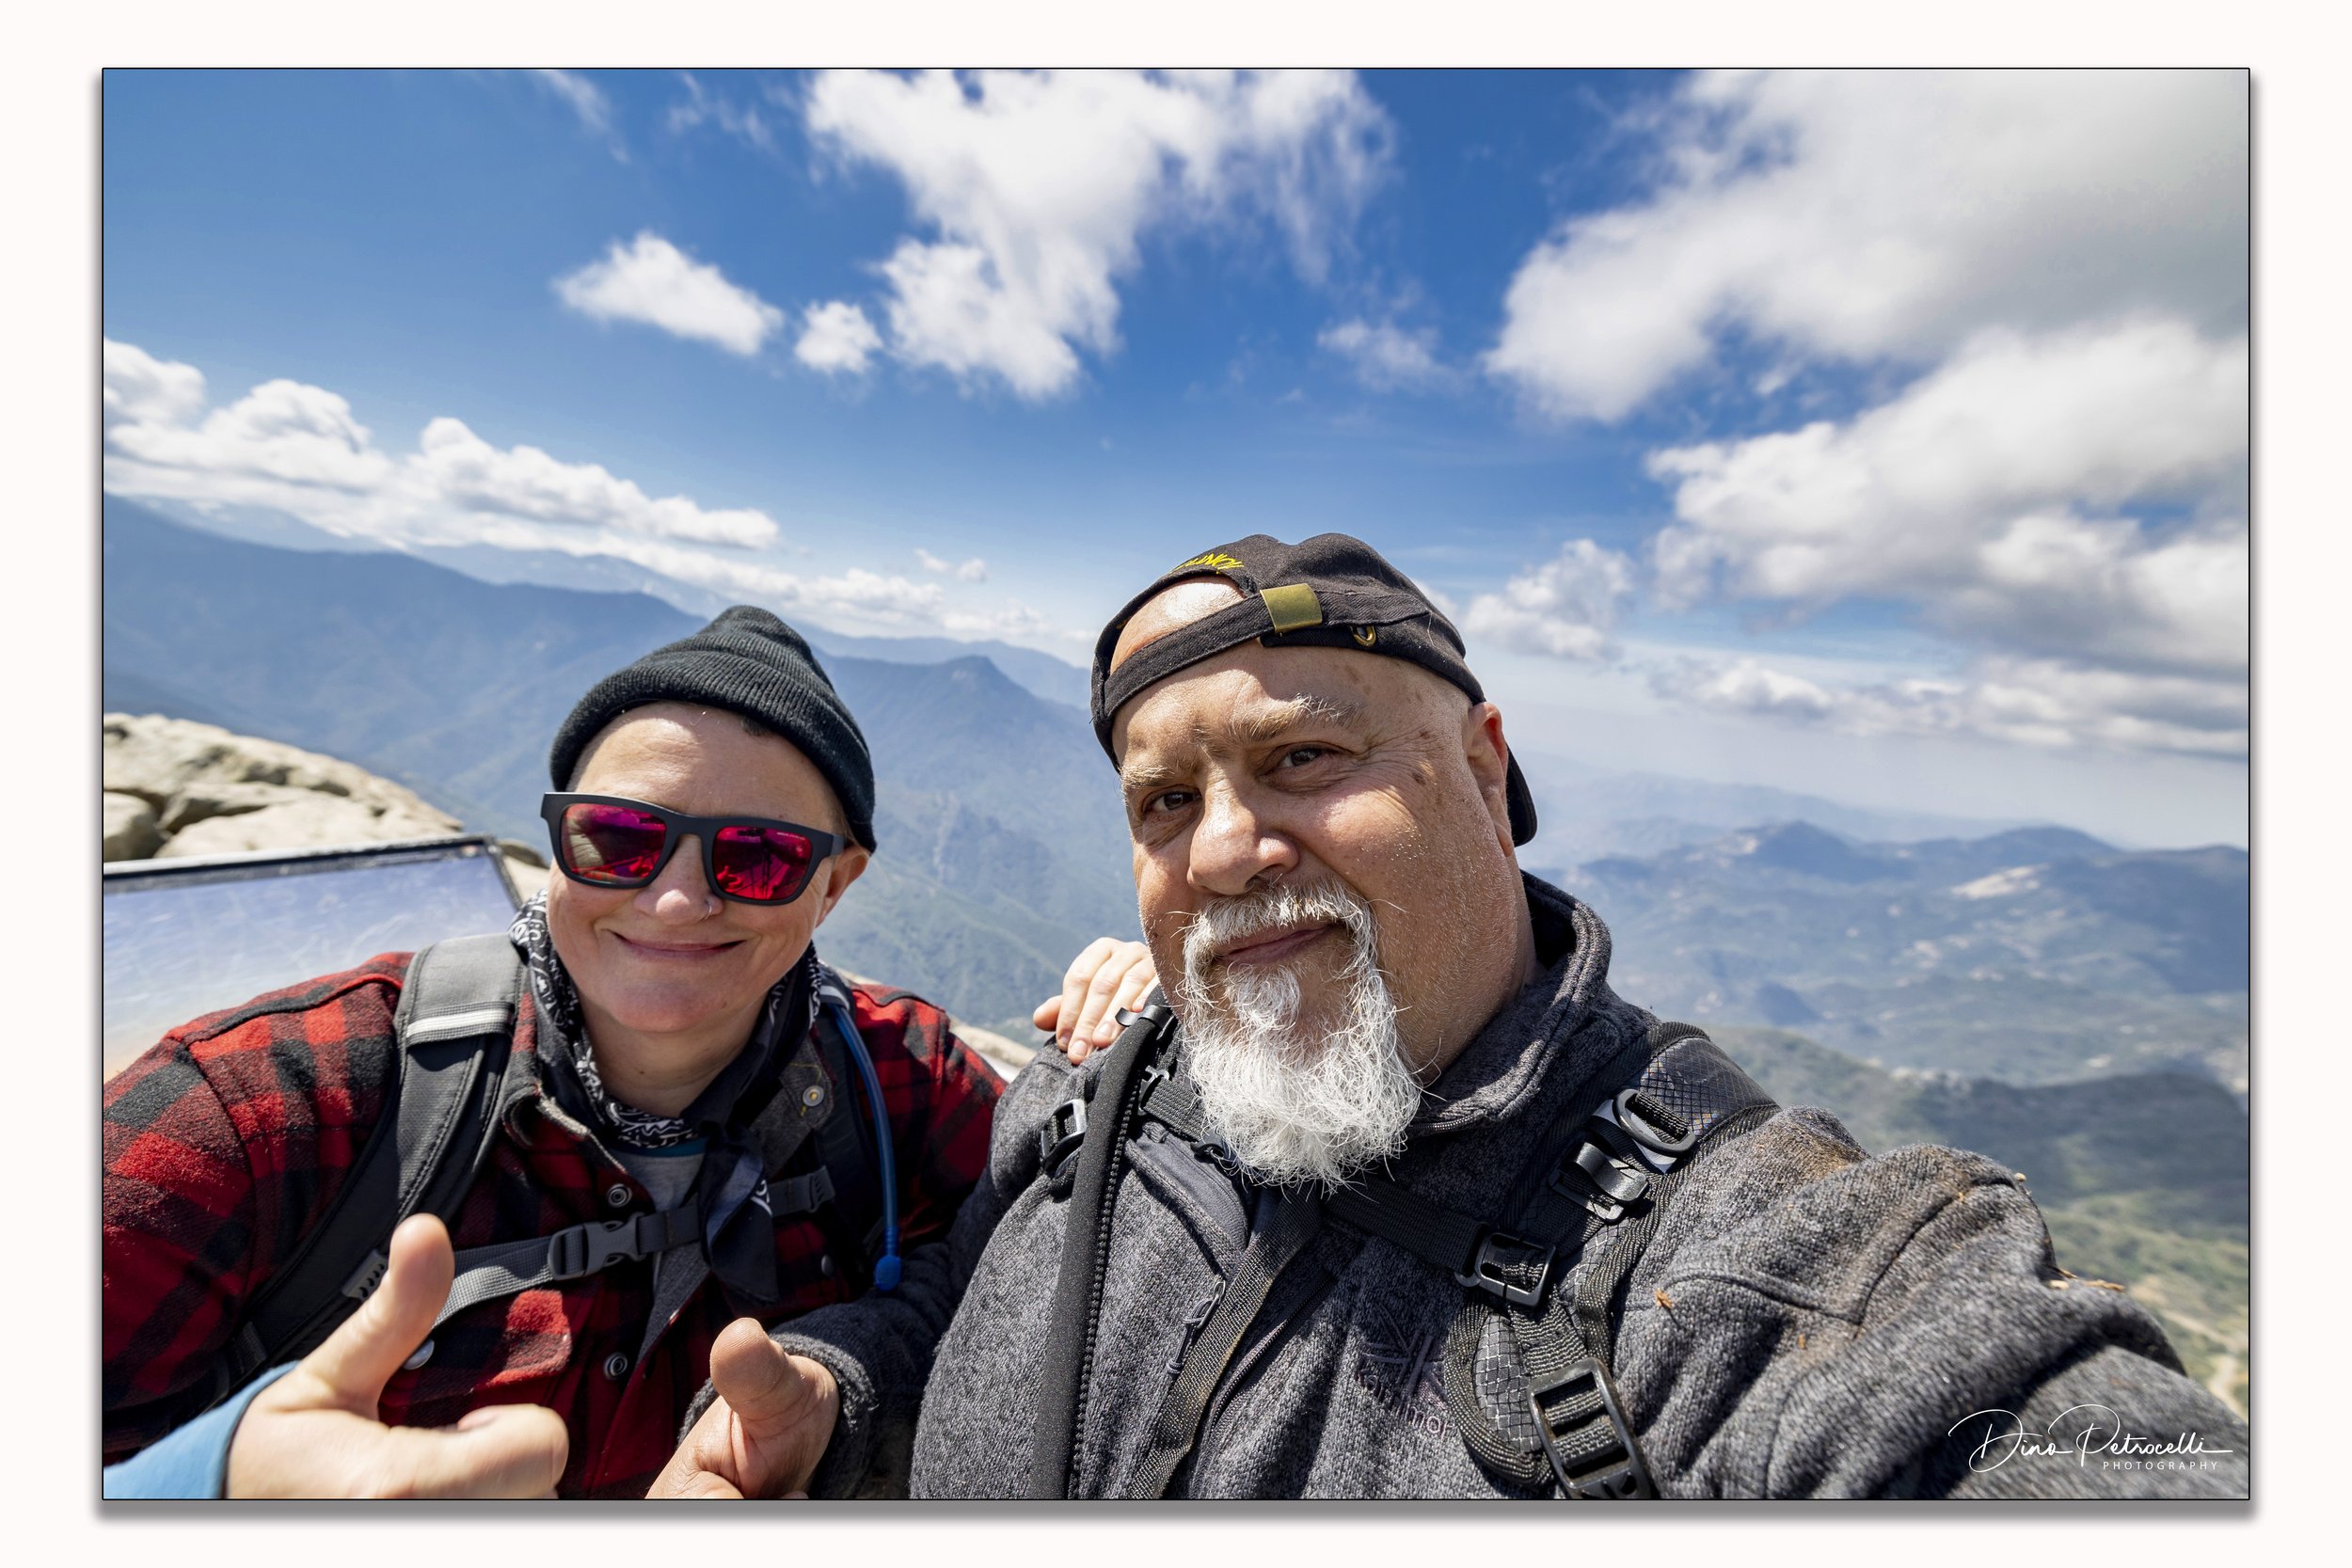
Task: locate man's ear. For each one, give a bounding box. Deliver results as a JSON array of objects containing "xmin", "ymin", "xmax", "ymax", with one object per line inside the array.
[
  {"xmin": 1460, "ymin": 701, "xmax": 1516, "ymax": 854},
  {"xmin": 812, "ymin": 846, "xmax": 870, "ymax": 927}
]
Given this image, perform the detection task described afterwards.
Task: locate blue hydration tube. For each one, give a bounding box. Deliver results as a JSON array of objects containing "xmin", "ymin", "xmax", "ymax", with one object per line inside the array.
[{"xmin": 818, "ymin": 989, "xmax": 901, "ymax": 1291}]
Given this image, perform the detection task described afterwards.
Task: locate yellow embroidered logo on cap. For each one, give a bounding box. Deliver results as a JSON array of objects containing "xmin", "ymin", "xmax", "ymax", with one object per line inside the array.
[{"xmin": 1173, "ymin": 551, "xmax": 1244, "ymax": 574}]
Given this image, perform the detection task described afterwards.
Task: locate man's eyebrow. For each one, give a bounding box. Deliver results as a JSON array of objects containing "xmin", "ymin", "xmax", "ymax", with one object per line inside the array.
[
  {"xmin": 1230, "ymin": 692, "xmax": 1367, "ymax": 744},
  {"xmin": 1120, "ymin": 694, "xmax": 1372, "ymax": 796},
  {"xmin": 1120, "ymin": 757, "xmax": 1184, "ymax": 797}
]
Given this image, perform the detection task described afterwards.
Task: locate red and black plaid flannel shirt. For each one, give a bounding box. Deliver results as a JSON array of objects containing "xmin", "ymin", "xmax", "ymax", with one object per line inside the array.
[{"xmin": 103, "ymin": 950, "xmax": 1001, "ymax": 1497}]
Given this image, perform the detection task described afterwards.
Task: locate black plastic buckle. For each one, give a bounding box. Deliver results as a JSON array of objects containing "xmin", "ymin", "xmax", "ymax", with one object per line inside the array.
[
  {"xmin": 1113, "ymin": 1000, "xmax": 1175, "ymax": 1034},
  {"xmin": 1613, "ymin": 1087, "xmax": 1698, "ymax": 1157},
  {"xmin": 1527, "ymin": 1359, "xmax": 1657, "ymax": 1499},
  {"xmin": 1549, "ymin": 1133, "xmax": 1651, "ymax": 1221},
  {"xmin": 1454, "ymin": 1230, "xmax": 1555, "ymax": 1307},
  {"xmin": 548, "ymin": 1217, "xmax": 650, "ymax": 1281},
  {"xmin": 1039, "ymin": 1096, "xmax": 1089, "ymax": 1179}
]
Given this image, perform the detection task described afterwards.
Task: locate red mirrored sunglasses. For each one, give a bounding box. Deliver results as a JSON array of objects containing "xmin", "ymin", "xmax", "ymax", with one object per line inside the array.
[{"xmin": 540, "ymin": 793, "xmax": 847, "ymax": 907}]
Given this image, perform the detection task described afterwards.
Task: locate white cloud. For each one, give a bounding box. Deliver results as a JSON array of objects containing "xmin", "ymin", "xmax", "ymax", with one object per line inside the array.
[
  {"xmin": 410, "ymin": 419, "xmax": 777, "ymax": 546},
  {"xmin": 101, "ymin": 341, "xmax": 1084, "ymax": 647},
  {"xmin": 1317, "ymin": 318, "xmax": 1449, "ymax": 391},
  {"xmin": 1461, "ymin": 539, "xmax": 1636, "ymax": 661},
  {"xmin": 532, "ymin": 70, "xmax": 625, "ymax": 160},
  {"xmin": 102, "ymin": 339, "xmax": 207, "ymax": 429},
  {"xmin": 1486, "ymin": 71, "xmax": 2246, "ymax": 421},
  {"xmin": 666, "ymin": 71, "xmax": 775, "ymax": 151},
  {"xmin": 914, "ymin": 547, "xmax": 989, "ymax": 582},
  {"xmin": 104, "ymin": 339, "xmax": 774, "ymax": 549},
  {"xmin": 1652, "ymin": 654, "xmax": 2246, "ymax": 759},
  {"xmin": 1647, "ymin": 317, "xmax": 2247, "ymax": 675},
  {"xmin": 1654, "ymin": 657, "xmax": 1836, "ymax": 722},
  {"xmin": 803, "ymin": 69, "xmax": 1391, "ymax": 399},
  {"xmin": 794, "ymin": 300, "xmax": 882, "ymax": 375},
  {"xmin": 553, "ymin": 231, "xmax": 786, "ymax": 357},
  {"xmin": 103, "ymin": 346, "xmax": 394, "ymax": 498}
]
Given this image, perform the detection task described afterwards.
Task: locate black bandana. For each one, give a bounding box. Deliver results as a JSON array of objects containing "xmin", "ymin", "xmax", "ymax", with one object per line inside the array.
[{"xmin": 507, "ymin": 893, "xmax": 814, "ymax": 1312}]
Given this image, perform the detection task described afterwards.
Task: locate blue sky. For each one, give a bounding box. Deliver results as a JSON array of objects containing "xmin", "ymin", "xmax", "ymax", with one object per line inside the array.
[{"xmin": 102, "ymin": 68, "xmax": 2249, "ymax": 846}]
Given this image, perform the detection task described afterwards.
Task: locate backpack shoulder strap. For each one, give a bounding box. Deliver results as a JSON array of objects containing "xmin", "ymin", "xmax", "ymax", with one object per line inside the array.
[
  {"xmin": 1445, "ymin": 1023, "xmax": 1779, "ymax": 1498},
  {"xmin": 197, "ymin": 935, "xmax": 522, "ymax": 1412},
  {"xmin": 801, "ymin": 969, "xmax": 882, "ymax": 1254},
  {"xmin": 1025, "ymin": 994, "xmax": 1179, "ymax": 1499}
]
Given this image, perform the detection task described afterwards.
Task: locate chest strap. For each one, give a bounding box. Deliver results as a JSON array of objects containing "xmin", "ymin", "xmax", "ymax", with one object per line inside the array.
[{"xmin": 410, "ymin": 1151, "xmax": 849, "ymax": 1337}]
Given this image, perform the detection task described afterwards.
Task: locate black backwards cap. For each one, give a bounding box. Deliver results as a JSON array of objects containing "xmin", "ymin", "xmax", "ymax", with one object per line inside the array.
[{"xmin": 1089, "ymin": 533, "xmax": 1538, "ymax": 846}]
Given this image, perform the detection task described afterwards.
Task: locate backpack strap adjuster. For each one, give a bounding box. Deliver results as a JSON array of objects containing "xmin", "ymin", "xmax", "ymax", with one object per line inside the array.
[
  {"xmin": 1040, "ymin": 1097, "xmax": 1089, "ymax": 1180},
  {"xmin": 1527, "ymin": 1359, "xmax": 1656, "ymax": 1500},
  {"xmin": 1455, "ymin": 1230, "xmax": 1555, "ymax": 1307}
]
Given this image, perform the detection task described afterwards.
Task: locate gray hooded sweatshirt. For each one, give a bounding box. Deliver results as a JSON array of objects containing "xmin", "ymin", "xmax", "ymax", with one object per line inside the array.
[{"xmin": 734, "ymin": 876, "xmax": 2247, "ymax": 1499}]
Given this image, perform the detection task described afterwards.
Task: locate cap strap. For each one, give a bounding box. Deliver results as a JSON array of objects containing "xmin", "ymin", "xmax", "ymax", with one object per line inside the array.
[{"xmin": 1260, "ymin": 583, "xmax": 1324, "ymax": 634}]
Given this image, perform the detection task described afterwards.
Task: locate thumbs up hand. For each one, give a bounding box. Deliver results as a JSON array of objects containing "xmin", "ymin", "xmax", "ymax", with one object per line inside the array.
[
  {"xmin": 224, "ymin": 1213, "xmax": 570, "ymax": 1497},
  {"xmin": 646, "ymin": 1318, "xmax": 840, "ymax": 1498}
]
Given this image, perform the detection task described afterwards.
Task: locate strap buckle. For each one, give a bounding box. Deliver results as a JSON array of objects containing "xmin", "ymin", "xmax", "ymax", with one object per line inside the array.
[
  {"xmin": 1526, "ymin": 1359, "xmax": 1657, "ymax": 1500},
  {"xmin": 548, "ymin": 1215, "xmax": 665, "ymax": 1280},
  {"xmin": 1454, "ymin": 1230, "xmax": 1555, "ymax": 1307},
  {"xmin": 1613, "ymin": 1088, "xmax": 1698, "ymax": 1157},
  {"xmin": 1039, "ymin": 1097, "xmax": 1089, "ymax": 1179},
  {"xmin": 1550, "ymin": 1132, "xmax": 1650, "ymax": 1221}
]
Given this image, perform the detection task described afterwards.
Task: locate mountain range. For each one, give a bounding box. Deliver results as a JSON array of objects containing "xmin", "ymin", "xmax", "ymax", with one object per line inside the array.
[{"xmin": 1534, "ymin": 820, "xmax": 2247, "ymax": 1090}]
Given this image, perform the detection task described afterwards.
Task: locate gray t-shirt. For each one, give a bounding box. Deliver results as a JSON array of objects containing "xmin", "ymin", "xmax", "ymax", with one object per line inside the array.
[{"xmin": 615, "ymin": 1140, "xmax": 706, "ymax": 1298}]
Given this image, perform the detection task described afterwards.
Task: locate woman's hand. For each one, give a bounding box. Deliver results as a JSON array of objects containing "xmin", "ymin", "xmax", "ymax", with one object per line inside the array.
[{"xmin": 1033, "ymin": 938, "xmax": 1159, "ymax": 1064}]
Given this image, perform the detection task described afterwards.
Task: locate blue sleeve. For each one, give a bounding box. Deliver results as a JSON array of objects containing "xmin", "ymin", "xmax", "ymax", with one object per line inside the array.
[{"xmin": 103, "ymin": 1364, "xmax": 298, "ymax": 1500}]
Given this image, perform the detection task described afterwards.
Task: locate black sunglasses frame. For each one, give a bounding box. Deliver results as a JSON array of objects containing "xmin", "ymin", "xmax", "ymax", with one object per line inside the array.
[{"xmin": 540, "ymin": 792, "xmax": 847, "ymax": 907}]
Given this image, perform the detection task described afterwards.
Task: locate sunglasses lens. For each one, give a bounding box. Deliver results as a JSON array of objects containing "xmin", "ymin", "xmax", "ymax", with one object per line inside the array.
[
  {"xmin": 713, "ymin": 823, "xmax": 817, "ymax": 903},
  {"xmin": 560, "ymin": 802, "xmax": 670, "ymax": 884}
]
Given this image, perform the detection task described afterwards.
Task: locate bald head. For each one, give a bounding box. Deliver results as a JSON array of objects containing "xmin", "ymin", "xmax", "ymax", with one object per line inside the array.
[{"xmin": 1109, "ymin": 577, "xmax": 1247, "ymax": 673}]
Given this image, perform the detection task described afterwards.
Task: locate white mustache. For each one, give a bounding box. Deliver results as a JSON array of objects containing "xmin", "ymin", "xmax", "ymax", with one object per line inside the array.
[{"xmin": 1180, "ymin": 881, "xmax": 1379, "ymax": 995}]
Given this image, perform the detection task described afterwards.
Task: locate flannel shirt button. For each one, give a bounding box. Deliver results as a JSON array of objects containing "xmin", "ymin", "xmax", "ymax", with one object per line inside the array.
[
  {"xmin": 604, "ymin": 1182, "xmax": 632, "ymax": 1210},
  {"xmin": 602, "ymin": 1352, "xmax": 630, "ymax": 1382},
  {"xmin": 402, "ymin": 1338, "xmax": 434, "ymax": 1371},
  {"xmin": 818, "ymin": 1253, "xmax": 835, "ymax": 1278}
]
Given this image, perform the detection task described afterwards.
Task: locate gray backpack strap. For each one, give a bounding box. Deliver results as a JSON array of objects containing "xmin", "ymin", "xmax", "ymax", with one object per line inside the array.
[
  {"xmin": 433, "ymin": 1206, "xmax": 703, "ymax": 1329},
  {"xmin": 1444, "ymin": 1026, "xmax": 1778, "ymax": 1498},
  {"xmin": 197, "ymin": 935, "xmax": 522, "ymax": 1413},
  {"xmin": 1026, "ymin": 995, "xmax": 1182, "ymax": 1499}
]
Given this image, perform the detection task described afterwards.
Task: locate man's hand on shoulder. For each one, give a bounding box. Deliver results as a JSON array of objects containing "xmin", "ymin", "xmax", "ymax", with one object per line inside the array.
[
  {"xmin": 647, "ymin": 1318, "xmax": 840, "ymax": 1499},
  {"xmin": 224, "ymin": 1214, "xmax": 568, "ymax": 1498},
  {"xmin": 1033, "ymin": 938, "xmax": 1157, "ymax": 1064}
]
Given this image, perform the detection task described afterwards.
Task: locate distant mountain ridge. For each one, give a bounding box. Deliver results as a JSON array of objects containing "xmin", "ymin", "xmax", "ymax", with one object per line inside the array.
[
  {"xmin": 1514, "ymin": 749, "xmax": 2040, "ymax": 865},
  {"xmin": 125, "ymin": 499, "xmax": 1092, "ymax": 711},
  {"xmin": 1544, "ymin": 819, "xmax": 2248, "ymax": 1088}
]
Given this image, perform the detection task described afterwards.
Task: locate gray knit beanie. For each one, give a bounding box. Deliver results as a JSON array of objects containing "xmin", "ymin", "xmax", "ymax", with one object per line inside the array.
[{"xmin": 548, "ymin": 607, "xmax": 877, "ymax": 850}]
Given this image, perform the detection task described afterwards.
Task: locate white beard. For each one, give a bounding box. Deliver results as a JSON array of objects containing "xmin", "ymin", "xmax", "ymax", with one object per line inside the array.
[{"xmin": 1172, "ymin": 880, "xmax": 1423, "ymax": 1192}]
